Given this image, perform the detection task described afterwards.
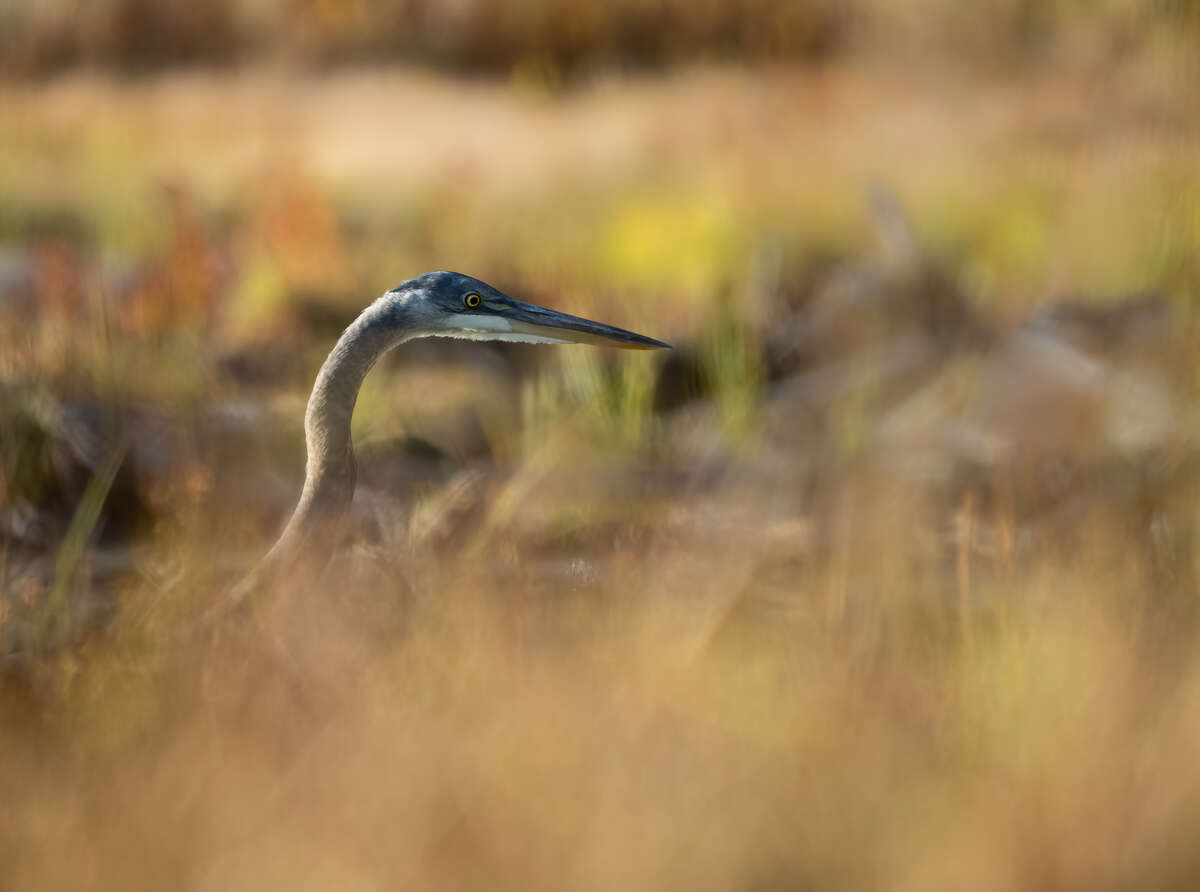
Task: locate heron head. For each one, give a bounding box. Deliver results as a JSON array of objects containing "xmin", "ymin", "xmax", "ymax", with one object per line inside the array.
[{"xmin": 383, "ymin": 271, "xmax": 671, "ymax": 350}]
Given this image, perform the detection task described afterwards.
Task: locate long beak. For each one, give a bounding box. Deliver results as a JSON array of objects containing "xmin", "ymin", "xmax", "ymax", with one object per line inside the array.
[{"xmin": 499, "ymin": 298, "xmax": 672, "ymax": 350}]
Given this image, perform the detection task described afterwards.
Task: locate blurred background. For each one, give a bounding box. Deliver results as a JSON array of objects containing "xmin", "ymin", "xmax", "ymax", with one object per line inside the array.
[{"xmin": 3, "ymin": 1, "xmax": 1200, "ymax": 889}]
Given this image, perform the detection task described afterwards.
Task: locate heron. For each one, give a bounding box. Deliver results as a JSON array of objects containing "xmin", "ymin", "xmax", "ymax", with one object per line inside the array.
[{"xmin": 241, "ymin": 270, "xmax": 670, "ymax": 597}]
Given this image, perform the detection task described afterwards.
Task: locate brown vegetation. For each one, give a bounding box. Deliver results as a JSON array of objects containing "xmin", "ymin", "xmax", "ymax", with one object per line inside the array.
[{"xmin": 3, "ymin": 0, "xmax": 1198, "ymax": 77}]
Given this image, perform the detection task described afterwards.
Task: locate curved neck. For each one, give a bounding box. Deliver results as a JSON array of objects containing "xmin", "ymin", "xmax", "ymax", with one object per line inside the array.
[
  {"xmin": 266, "ymin": 299, "xmax": 408, "ymax": 570},
  {"xmin": 304, "ymin": 303, "xmax": 400, "ymax": 486}
]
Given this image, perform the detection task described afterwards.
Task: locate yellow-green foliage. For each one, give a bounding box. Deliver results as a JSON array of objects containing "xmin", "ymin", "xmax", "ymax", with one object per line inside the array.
[{"xmin": 597, "ymin": 189, "xmax": 750, "ymax": 296}]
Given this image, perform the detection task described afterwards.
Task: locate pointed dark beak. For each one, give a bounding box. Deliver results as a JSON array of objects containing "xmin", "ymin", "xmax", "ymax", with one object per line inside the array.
[{"xmin": 496, "ymin": 298, "xmax": 671, "ymax": 350}]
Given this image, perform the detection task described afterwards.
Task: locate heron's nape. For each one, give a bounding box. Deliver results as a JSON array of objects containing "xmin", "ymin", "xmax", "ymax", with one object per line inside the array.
[{"xmin": 236, "ymin": 271, "xmax": 669, "ymax": 598}]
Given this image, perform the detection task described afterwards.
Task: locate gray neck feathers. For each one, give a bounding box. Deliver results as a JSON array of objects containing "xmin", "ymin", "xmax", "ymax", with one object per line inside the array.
[
  {"xmin": 305, "ymin": 301, "xmax": 399, "ymax": 486},
  {"xmin": 263, "ymin": 296, "xmax": 408, "ymax": 572}
]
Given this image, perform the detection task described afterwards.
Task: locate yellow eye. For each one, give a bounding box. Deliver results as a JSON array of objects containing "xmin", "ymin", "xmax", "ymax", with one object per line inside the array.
[{"xmin": 464, "ymin": 292, "xmax": 482, "ymax": 308}]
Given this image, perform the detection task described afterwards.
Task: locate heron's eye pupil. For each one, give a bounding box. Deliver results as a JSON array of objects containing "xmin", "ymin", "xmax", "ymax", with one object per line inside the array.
[{"xmin": 464, "ymin": 292, "xmax": 482, "ymax": 308}]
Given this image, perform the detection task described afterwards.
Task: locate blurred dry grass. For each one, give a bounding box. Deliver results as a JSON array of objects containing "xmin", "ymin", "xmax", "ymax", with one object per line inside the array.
[
  {"xmin": 3, "ymin": 0, "xmax": 1198, "ymax": 77},
  {"xmin": 2, "ymin": 22, "xmax": 1200, "ymax": 891}
]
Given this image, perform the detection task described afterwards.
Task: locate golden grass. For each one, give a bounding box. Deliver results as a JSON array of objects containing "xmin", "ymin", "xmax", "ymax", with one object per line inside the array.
[{"xmin": 4, "ymin": 503, "xmax": 1200, "ymax": 890}]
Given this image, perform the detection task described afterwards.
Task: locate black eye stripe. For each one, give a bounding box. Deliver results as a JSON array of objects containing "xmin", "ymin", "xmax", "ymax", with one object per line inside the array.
[{"xmin": 464, "ymin": 292, "xmax": 482, "ymax": 308}]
